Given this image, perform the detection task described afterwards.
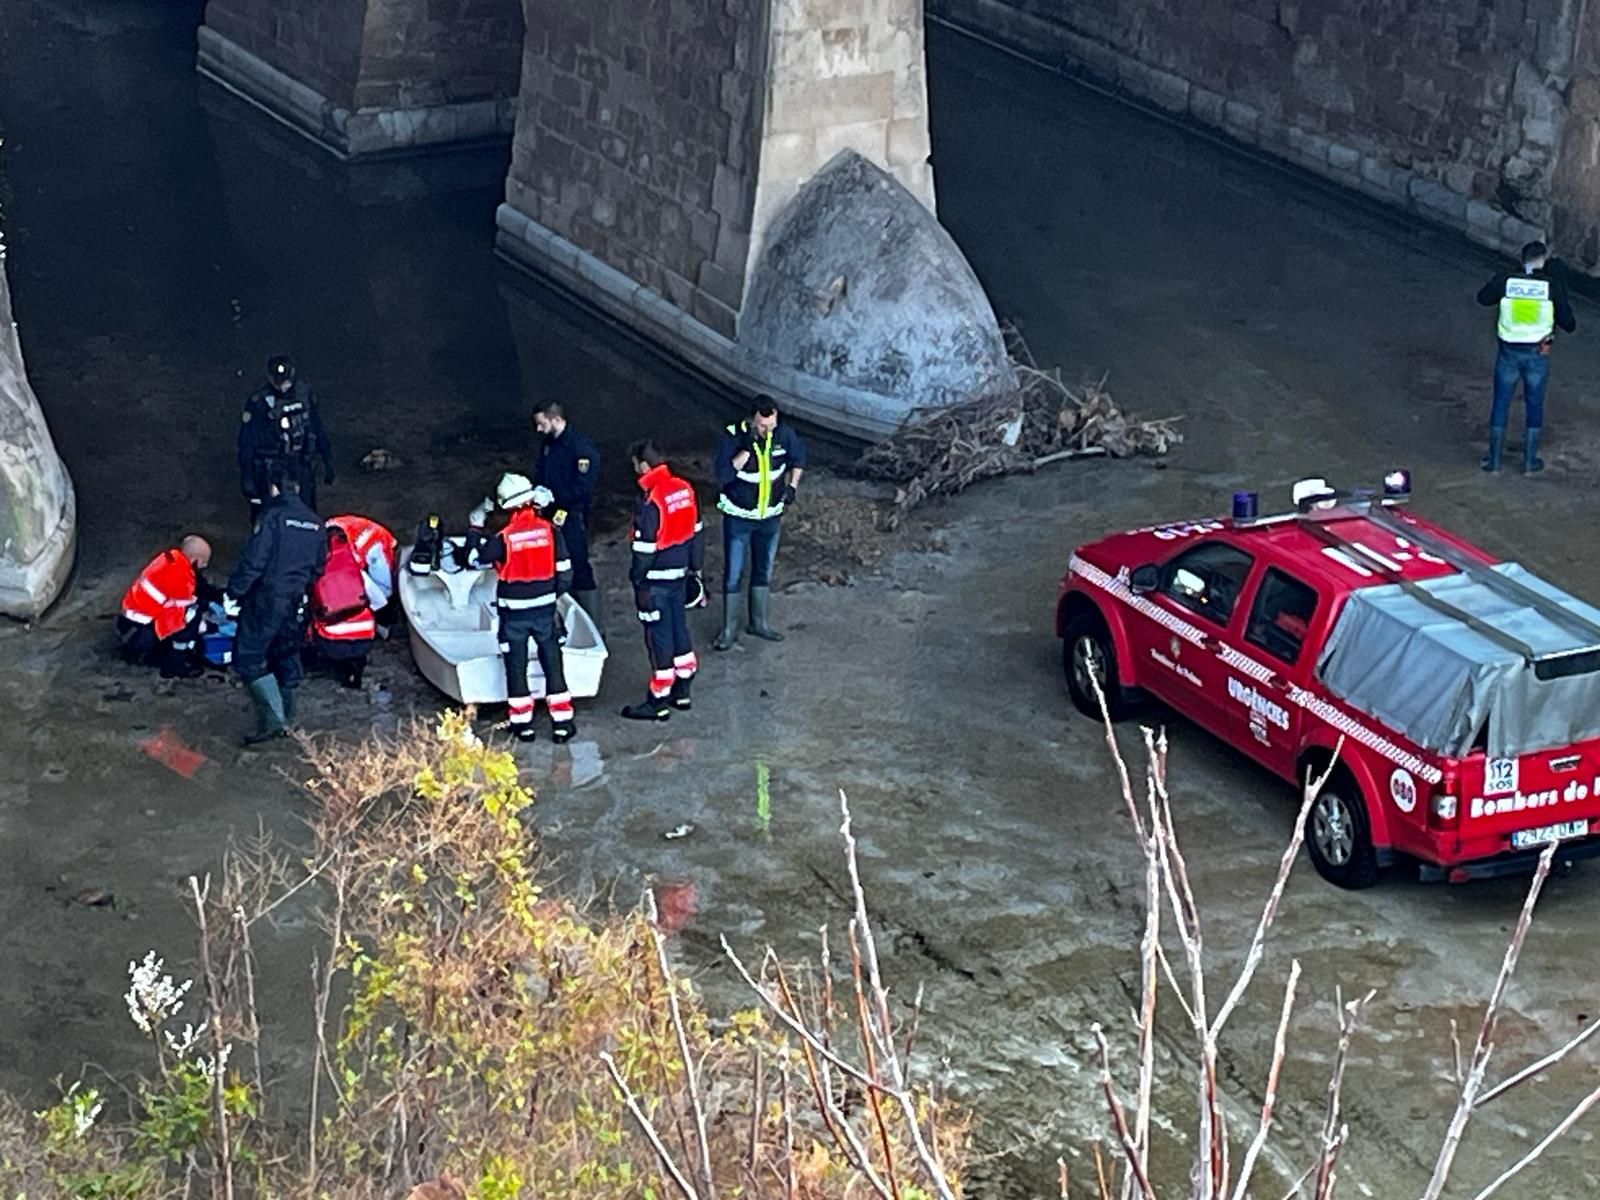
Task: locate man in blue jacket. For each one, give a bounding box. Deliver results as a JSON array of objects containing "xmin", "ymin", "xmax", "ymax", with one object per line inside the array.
[{"xmin": 711, "ymin": 396, "xmax": 806, "ymax": 651}]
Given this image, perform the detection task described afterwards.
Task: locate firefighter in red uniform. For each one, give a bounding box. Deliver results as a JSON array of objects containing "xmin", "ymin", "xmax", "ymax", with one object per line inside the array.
[
  {"xmin": 307, "ymin": 524, "xmax": 379, "ymax": 689},
  {"xmin": 622, "ymin": 441, "xmax": 703, "ymax": 721},
  {"xmin": 469, "ymin": 473, "xmax": 576, "ymax": 743},
  {"xmin": 326, "ymin": 514, "xmax": 398, "ymax": 618},
  {"xmin": 117, "ymin": 535, "xmax": 214, "ymax": 678}
]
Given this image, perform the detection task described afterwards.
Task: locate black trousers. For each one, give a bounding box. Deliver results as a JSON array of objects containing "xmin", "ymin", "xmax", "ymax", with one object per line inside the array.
[
  {"xmin": 234, "ymin": 604, "xmax": 306, "ymax": 689},
  {"xmin": 639, "ymin": 580, "xmax": 695, "ymax": 698},
  {"xmin": 117, "ymin": 615, "xmax": 201, "ymax": 676},
  {"xmin": 499, "ymin": 604, "xmax": 570, "ymax": 727}
]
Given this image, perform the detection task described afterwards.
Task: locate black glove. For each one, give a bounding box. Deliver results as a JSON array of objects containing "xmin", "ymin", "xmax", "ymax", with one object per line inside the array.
[{"xmin": 782, "ymin": 483, "xmax": 797, "ymax": 507}]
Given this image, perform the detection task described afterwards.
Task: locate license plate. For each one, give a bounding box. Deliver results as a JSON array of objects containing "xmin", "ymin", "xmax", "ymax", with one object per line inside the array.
[{"xmin": 1511, "ymin": 819, "xmax": 1589, "ymax": 850}]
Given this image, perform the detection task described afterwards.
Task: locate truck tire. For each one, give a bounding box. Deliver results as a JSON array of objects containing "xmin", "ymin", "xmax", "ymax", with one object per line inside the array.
[
  {"xmin": 1062, "ymin": 609, "xmax": 1141, "ymax": 721},
  {"xmin": 1305, "ymin": 771, "xmax": 1379, "ymax": 889}
]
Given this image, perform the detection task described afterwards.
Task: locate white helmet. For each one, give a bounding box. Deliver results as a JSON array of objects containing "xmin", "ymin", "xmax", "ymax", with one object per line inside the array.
[
  {"xmin": 531, "ymin": 485, "xmax": 555, "ymax": 510},
  {"xmin": 497, "ymin": 472, "xmax": 535, "ymax": 509}
]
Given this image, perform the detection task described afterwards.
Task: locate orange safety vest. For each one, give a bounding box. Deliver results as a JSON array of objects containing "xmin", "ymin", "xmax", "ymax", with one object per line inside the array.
[
  {"xmin": 496, "ymin": 508, "xmax": 559, "ymax": 584},
  {"xmin": 121, "ymin": 549, "xmax": 198, "ymax": 640},
  {"xmin": 312, "ymin": 608, "xmax": 377, "ymax": 642},
  {"xmin": 326, "ymin": 514, "xmax": 397, "ymax": 572}
]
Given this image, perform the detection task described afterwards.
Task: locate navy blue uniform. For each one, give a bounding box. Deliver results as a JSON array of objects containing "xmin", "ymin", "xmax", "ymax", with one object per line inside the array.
[
  {"xmin": 238, "ymin": 382, "xmax": 334, "ymax": 521},
  {"xmin": 534, "ymin": 427, "xmax": 600, "ymax": 591},
  {"xmin": 228, "ymin": 493, "xmax": 328, "ymax": 689}
]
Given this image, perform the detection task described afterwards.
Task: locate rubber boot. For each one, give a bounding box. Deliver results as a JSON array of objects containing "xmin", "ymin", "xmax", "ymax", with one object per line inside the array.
[
  {"xmin": 551, "ymin": 718, "xmax": 576, "ymax": 744},
  {"xmin": 621, "ymin": 695, "xmax": 671, "ymax": 721},
  {"xmin": 339, "ymin": 661, "xmax": 364, "ymax": 690},
  {"xmin": 670, "ymin": 675, "xmax": 693, "ymax": 711},
  {"xmin": 281, "ymin": 685, "xmax": 298, "ymax": 724},
  {"xmin": 573, "ymin": 589, "xmax": 604, "ymax": 638},
  {"xmin": 516, "ymin": 725, "xmax": 538, "ymax": 743},
  {"xmin": 243, "ymin": 676, "xmax": 287, "ymax": 745},
  {"xmin": 712, "ymin": 596, "xmax": 741, "ymax": 651},
  {"xmin": 1481, "ymin": 427, "xmax": 1505, "ymax": 473},
  {"xmin": 747, "ymin": 586, "xmax": 785, "ymax": 642},
  {"xmin": 1524, "ymin": 426, "xmax": 1545, "ymax": 473}
]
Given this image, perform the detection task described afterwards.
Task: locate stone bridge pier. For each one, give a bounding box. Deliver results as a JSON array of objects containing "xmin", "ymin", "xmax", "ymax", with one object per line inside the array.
[
  {"xmin": 495, "ymin": 0, "xmax": 1011, "ymax": 436},
  {"xmin": 198, "ymin": 0, "xmax": 525, "ymax": 157},
  {"xmin": 0, "ymin": 259, "xmax": 76, "ymax": 619},
  {"xmin": 195, "ymin": 0, "xmax": 1013, "ymax": 432}
]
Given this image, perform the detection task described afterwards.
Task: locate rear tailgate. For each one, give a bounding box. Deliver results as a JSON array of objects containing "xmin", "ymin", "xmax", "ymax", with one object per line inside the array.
[{"xmin": 1458, "ymin": 736, "xmax": 1600, "ymax": 852}]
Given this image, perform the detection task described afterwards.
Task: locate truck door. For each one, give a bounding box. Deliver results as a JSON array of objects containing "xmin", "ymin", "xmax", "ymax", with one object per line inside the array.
[
  {"xmin": 1226, "ymin": 566, "xmax": 1322, "ymax": 778},
  {"xmin": 1129, "ymin": 540, "xmax": 1255, "ymax": 737}
]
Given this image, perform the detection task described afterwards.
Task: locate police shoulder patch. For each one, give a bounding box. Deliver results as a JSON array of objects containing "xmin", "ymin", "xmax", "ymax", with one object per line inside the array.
[
  {"xmin": 552, "ymin": 509, "xmax": 568, "ymax": 526},
  {"xmin": 577, "ymin": 458, "xmax": 591, "ymax": 473}
]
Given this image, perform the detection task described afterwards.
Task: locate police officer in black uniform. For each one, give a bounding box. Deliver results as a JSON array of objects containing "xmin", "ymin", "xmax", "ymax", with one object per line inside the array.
[
  {"xmin": 226, "ymin": 469, "xmax": 328, "ymax": 745},
  {"xmin": 238, "ymin": 355, "xmax": 335, "ymax": 525},
  {"xmin": 531, "ymin": 401, "xmax": 602, "ymax": 632}
]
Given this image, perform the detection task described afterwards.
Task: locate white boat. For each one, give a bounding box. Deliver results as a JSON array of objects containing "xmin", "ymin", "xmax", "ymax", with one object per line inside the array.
[{"xmin": 398, "ymin": 541, "xmax": 607, "ymax": 704}]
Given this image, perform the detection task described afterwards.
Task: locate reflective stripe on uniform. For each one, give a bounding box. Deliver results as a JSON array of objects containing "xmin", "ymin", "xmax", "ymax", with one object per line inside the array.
[
  {"xmin": 140, "ymin": 578, "xmax": 169, "ymax": 605},
  {"xmin": 650, "ymin": 670, "xmax": 675, "ymax": 698},
  {"xmin": 632, "ymin": 539, "xmax": 657, "ymax": 552},
  {"xmin": 320, "ymin": 615, "xmax": 377, "ymax": 638},
  {"xmin": 647, "ymin": 566, "xmax": 687, "ymax": 580},
  {"xmin": 717, "ymin": 495, "xmax": 785, "ymax": 520},
  {"xmin": 555, "ymin": 558, "xmax": 571, "ymax": 572},
  {"xmin": 547, "ymin": 691, "xmax": 574, "ymax": 721},
  {"xmin": 497, "ymin": 594, "xmax": 558, "ymax": 609},
  {"xmin": 673, "ymin": 652, "xmax": 698, "ymax": 678},
  {"xmin": 123, "ymin": 609, "xmax": 155, "ymax": 624},
  {"xmin": 637, "ymin": 609, "xmax": 661, "ymax": 623}
]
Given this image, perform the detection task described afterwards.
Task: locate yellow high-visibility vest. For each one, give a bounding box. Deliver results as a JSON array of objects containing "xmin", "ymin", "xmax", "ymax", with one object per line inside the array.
[{"xmin": 1498, "ymin": 275, "xmax": 1555, "ymax": 343}]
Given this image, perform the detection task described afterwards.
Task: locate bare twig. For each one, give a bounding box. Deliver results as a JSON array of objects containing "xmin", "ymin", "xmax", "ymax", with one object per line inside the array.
[
  {"xmin": 1092, "ymin": 1026, "xmax": 1157, "ymax": 1200},
  {"xmin": 1476, "ymin": 1013, "xmax": 1600, "ymax": 1108},
  {"xmin": 645, "ymin": 890, "xmax": 717, "ymax": 1200},
  {"xmin": 188, "ymin": 876, "xmax": 235, "ymax": 1200},
  {"xmin": 1421, "ymin": 843, "xmax": 1556, "ymax": 1200},
  {"xmin": 599, "ymin": 1051, "xmax": 701, "ymax": 1200},
  {"xmin": 1469, "ymin": 1080, "xmax": 1600, "ymax": 1200},
  {"xmin": 1229, "ymin": 960, "xmax": 1302, "ymax": 1200}
]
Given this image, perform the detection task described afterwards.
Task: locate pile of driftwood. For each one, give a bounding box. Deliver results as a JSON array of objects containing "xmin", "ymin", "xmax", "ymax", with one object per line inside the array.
[{"xmin": 856, "ymin": 339, "xmax": 1181, "ymax": 517}]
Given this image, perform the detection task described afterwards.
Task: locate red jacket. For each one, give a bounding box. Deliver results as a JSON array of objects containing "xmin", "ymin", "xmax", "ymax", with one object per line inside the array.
[
  {"xmin": 476, "ymin": 507, "xmax": 572, "ymax": 608},
  {"xmin": 630, "ymin": 463, "xmax": 703, "ymax": 587},
  {"xmin": 326, "ymin": 514, "xmax": 397, "ymax": 572},
  {"xmin": 121, "ymin": 549, "xmax": 198, "ymax": 639}
]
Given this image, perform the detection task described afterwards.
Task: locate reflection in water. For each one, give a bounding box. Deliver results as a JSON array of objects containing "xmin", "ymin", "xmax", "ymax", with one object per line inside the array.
[{"xmin": 0, "ymin": 0, "xmax": 743, "ymax": 601}]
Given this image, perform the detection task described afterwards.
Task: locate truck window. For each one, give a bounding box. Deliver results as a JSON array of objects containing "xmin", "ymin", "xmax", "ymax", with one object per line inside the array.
[
  {"xmin": 1245, "ymin": 568, "xmax": 1320, "ymax": 665},
  {"xmin": 1159, "ymin": 542, "xmax": 1255, "ymax": 627}
]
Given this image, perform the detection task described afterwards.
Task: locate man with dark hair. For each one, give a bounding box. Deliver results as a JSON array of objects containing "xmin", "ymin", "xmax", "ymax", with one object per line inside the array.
[
  {"xmin": 532, "ymin": 400, "xmax": 603, "ymax": 632},
  {"xmin": 226, "ymin": 469, "xmax": 328, "ymax": 744},
  {"xmin": 712, "ymin": 395, "xmax": 806, "ymax": 650},
  {"xmin": 238, "ymin": 355, "xmax": 335, "ymax": 523},
  {"xmin": 1476, "ymin": 240, "xmax": 1577, "ymax": 473},
  {"xmin": 622, "ymin": 440, "xmax": 703, "ymax": 721}
]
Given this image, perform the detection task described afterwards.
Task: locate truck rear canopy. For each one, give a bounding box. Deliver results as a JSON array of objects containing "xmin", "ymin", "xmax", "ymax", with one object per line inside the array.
[{"xmin": 1317, "ymin": 562, "xmax": 1600, "ymax": 759}]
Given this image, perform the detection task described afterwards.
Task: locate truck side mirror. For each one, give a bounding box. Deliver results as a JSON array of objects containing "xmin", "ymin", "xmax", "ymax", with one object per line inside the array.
[{"xmin": 1130, "ymin": 564, "xmax": 1159, "ymax": 594}]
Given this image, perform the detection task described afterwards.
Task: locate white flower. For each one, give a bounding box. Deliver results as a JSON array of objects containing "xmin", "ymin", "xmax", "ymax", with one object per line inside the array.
[
  {"xmin": 124, "ymin": 950, "xmax": 192, "ymax": 1035},
  {"xmin": 163, "ymin": 1023, "xmax": 199, "ymax": 1058},
  {"xmin": 196, "ymin": 1042, "xmax": 233, "ymax": 1083},
  {"xmin": 72, "ymin": 1088, "xmax": 104, "ymax": 1138}
]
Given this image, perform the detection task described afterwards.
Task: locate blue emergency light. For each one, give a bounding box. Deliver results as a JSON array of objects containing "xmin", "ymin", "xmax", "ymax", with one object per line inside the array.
[
  {"xmin": 1383, "ymin": 468, "xmax": 1412, "ymax": 497},
  {"xmin": 1232, "ymin": 491, "xmax": 1259, "ymax": 521}
]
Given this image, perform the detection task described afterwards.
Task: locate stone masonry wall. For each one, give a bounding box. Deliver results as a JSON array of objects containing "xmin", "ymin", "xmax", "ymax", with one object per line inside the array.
[
  {"xmin": 205, "ymin": 0, "xmax": 367, "ymax": 111},
  {"xmin": 1551, "ymin": 1, "xmax": 1600, "ymax": 270},
  {"xmin": 200, "ymin": 0, "xmax": 521, "ymax": 155},
  {"xmin": 352, "ymin": 0, "xmax": 523, "ymax": 114},
  {"xmin": 929, "ymin": 0, "xmax": 1588, "ymax": 265},
  {"xmin": 505, "ymin": 0, "xmax": 768, "ymax": 340},
  {"xmin": 749, "ymin": 0, "xmax": 936, "ymax": 280}
]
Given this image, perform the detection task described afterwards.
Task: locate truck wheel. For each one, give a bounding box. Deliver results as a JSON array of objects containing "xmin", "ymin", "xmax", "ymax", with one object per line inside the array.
[
  {"xmin": 1062, "ymin": 609, "xmax": 1140, "ymax": 721},
  {"xmin": 1305, "ymin": 773, "xmax": 1379, "ymax": 889}
]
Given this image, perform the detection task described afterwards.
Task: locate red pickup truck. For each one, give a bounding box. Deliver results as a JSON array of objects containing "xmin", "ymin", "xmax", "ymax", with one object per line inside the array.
[{"xmin": 1057, "ymin": 474, "xmax": 1600, "ymax": 886}]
